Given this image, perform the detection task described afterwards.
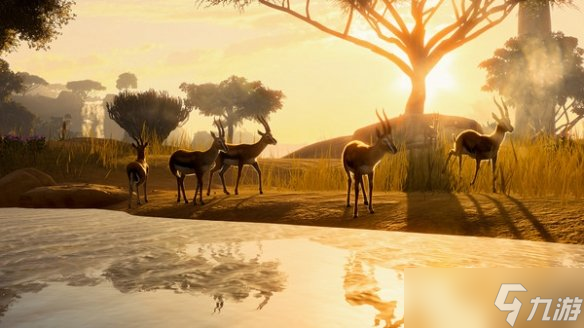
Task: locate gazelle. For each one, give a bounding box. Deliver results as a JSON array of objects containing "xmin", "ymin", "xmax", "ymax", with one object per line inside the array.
[
  {"xmin": 207, "ymin": 116, "xmax": 277, "ymax": 196},
  {"xmin": 342, "ymin": 110, "xmax": 398, "ymax": 218},
  {"xmin": 127, "ymin": 138, "xmax": 149, "ymax": 209},
  {"xmin": 169, "ymin": 119, "xmax": 228, "ymax": 205},
  {"xmin": 443, "ymin": 97, "xmax": 514, "ymax": 193}
]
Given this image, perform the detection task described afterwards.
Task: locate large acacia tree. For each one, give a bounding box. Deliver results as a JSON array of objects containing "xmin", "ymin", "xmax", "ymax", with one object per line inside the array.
[
  {"xmin": 106, "ymin": 90, "xmax": 192, "ymax": 143},
  {"xmin": 199, "ymin": 0, "xmax": 524, "ymax": 121},
  {"xmin": 180, "ymin": 76, "xmax": 284, "ymax": 143}
]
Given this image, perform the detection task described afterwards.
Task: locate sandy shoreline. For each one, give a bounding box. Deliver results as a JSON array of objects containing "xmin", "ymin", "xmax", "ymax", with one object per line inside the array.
[{"xmin": 104, "ymin": 187, "xmax": 584, "ymax": 245}]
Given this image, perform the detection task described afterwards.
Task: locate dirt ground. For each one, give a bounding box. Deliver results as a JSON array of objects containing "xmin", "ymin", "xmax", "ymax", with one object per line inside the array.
[{"xmin": 103, "ymin": 177, "xmax": 584, "ymax": 245}]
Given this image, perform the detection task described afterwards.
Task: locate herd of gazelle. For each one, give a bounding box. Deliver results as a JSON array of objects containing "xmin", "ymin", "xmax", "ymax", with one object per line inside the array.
[{"xmin": 127, "ymin": 99, "xmax": 515, "ymax": 217}]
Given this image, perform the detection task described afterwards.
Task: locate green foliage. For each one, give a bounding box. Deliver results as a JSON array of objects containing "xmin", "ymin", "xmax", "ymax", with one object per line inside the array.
[
  {"xmin": 116, "ymin": 72, "xmax": 138, "ymax": 91},
  {"xmin": 480, "ymin": 32, "xmax": 584, "ymax": 134},
  {"xmin": 0, "ymin": 0, "xmax": 76, "ymax": 53},
  {"xmin": 180, "ymin": 75, "xmax": 284, "ymax": 142},
  {"xmin": 106, "ymin": 90, "xmax": 192, "ymax": 143},
  {"xmin": 0, "ymin": 59, "xmax": 24, "ymax": 101}
]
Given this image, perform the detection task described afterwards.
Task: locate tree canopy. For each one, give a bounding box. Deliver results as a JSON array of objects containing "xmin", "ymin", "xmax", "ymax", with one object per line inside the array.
[
  {"xmin": 480, "ymin": 32, "xmax": 584, "ymax": 136},
  {"xmin": 66, "ymin": 79, "xmax": 106, "ymax": 99},
  {"xmin": 16, "ymin": 72, "xmax": 49, "ymax": 94},
  {"xmin": 0, "ymin": 0, "xmax": 76, "ymax": 54},
  {"xmin": 197, "ymin": 0, "xmax": 532, "ymax": 118},
  {"xmin": 180, "ymin": 75, "xmax": 284, "ymax": 142},
  {"xmin": 106, "ymin": 89, "xmax": 192, "ymax": 143},
  {"xmin": 0, "ymin": 59, "xmax": 24, "ymax": 101},
  {"xmin": 116, "ymin": 72, "xmax": 138, "ymax": 91}
]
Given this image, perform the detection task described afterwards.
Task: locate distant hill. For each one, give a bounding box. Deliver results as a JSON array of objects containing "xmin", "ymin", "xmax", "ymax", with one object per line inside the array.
[
  {"xmin": 286, "ymin": 114, "xmax": 483, "ymax": 159},
  {"xmin": 284, "ymin": 135, "xmax": 352, "ymax": 159}
]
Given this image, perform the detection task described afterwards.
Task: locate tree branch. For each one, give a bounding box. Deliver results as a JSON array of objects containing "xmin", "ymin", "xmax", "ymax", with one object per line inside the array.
[{"xmin": 258, "ymin": 0, "xmax": 413, "ymax": 77}]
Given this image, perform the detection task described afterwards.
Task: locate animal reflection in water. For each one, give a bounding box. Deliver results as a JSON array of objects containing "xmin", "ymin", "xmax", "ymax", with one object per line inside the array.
[
  {"xmin": 343, "ymin": 255, "xmax": 404, "ymax": 328},
  {"xmin": 103, "ymin": 242, "xmax": 286, "ymax": 313}
]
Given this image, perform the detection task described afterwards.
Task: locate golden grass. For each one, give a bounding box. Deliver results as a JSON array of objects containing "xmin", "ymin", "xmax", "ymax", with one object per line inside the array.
[{"xmin": 1, "ymin": 135, "xmax": 582, "ymax": 199}]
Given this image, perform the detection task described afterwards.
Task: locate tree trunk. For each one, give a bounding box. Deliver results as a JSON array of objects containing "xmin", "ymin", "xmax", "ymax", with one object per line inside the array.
[
  {"xmin": 405, "ymin": 71, "xmax": 427, "ymax": 116},
  {"xmin": 227, "ymin": 123, "xmax": 234, "ymax": 144},
  {"xmin": 400, "ymin": 71, "xmax": 430, "ymax": 146},
  {"xmin": 516, "ymin": 0, "xmax": 554, "ymax": 137}
]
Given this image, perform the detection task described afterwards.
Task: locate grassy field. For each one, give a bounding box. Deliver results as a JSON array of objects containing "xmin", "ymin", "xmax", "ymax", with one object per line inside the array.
[
  {"xmin": 1, "ymin": 136, "xmax": 583, "ymax": 199},
  {"xmin": 1, "ymin": 135, "xmax": 584, "ymax": 244}
]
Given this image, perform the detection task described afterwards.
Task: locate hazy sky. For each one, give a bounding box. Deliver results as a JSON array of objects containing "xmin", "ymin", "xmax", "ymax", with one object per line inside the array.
[{"xmin": 5, "ymin": 0, "xmax": 584, "ymax": 147}]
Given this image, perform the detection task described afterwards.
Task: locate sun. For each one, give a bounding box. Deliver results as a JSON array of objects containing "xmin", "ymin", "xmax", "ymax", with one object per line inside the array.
[{"xmin": 394, "ymin": 56, "xmax": 457, "ymax": 105}]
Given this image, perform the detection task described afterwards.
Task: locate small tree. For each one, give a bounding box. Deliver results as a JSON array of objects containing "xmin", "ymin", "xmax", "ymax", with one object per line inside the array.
[
  {"xmin": 116, "ymin": 72, "xmax": 138, "ymax": 91},
  {"xmin": 0, "ymin": 0, "xmax": 75, "ymax": 54},
  {"xmin": 66, "ymin": 79, "xmax": 106, "ymax": 99},
  {"xmin": 106, "ymin": 90, "xmax": 192, "ymax": 143},
  {"xmin": 180, "ymin": 76, "xmax": 284, "ymax": 142},
  {"xmin": 0, "ymin": 59, "xmax": 24, "ymax": 101},
  {"xmin": 480, "ymin": 32, "xmax": 584, "ymax": 137},
  {"xmin": 16, "ymin": 72, "xmax": 49, "ymax": 95}
]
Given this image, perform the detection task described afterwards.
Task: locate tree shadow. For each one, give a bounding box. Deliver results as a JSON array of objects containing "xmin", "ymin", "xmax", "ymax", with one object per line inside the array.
[
  {"xmin": 483, "ymin": 194, "xmax": 522, "ymax": 239},
  {"xmin": 405, "ymin": 192, "xmax": 469, "ymax": 236},
  {"xmin": 506, "ymin": 195, "xmax": 555, "ymax": 242}
]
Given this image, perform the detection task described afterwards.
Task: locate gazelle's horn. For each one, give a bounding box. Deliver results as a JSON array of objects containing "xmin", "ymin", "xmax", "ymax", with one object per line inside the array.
[
  {"xmin": 259, "ymin": 116, "xmax": 270, "ymax": 132},
  {"xmin": 382, "ymin": 109, "xmax": 392, "ymax": 134},
  {"xmin": 376, "ymin": 109, "xmax": 387, "ymax": 134},
  {"xmin": 500, "ymin": 97, "xmax": 510, "ymax": 118},
  {"xmin": 493, "ymin": 96, "xmax": 505, "ymax": 119}
]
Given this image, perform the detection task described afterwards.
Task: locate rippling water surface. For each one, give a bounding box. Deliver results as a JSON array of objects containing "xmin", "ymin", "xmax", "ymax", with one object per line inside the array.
[{"xmin": 1, "ymin": 208, "xmax": 583, "ymax": 327}]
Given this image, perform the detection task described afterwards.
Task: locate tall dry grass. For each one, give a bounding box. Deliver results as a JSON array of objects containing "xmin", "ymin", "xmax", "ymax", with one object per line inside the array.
[{"xmin": 1, "ymin": 134, "xmax": 582, "ymax": 199}]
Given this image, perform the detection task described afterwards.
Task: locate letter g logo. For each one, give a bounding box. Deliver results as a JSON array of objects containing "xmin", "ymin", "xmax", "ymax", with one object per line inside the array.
[{"xmin": 495, "ymin": 283, "xmax": 527, "ymax": 327}]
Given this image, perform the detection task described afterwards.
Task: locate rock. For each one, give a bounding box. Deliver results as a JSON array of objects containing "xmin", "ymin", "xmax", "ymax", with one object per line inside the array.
[
  {"xmin": 19, "ymin": 184, "xmax": 127, "ymax": 208},
  {"xmin": 0, "ymin": 168, "xmax": 57, "ymax": 207}
]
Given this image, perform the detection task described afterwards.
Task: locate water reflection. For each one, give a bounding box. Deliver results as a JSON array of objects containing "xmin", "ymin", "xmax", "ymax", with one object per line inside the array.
[
  {"xmin": 103, "ymin": 242, "xmax": 286, "ymax": 312},
  {"xmin": 1, "ymin": 208, "xmax": 584, "ymax": 327},
  {"xmin": 344, "ymin": 254, "xmax": 404, "ymax": 328}
]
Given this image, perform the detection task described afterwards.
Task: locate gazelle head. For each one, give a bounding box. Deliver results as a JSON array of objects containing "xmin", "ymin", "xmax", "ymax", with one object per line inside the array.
[
  {"xmin": 131, "ymin": 138, "xmax": 149, "ymax": 160},
  {"xmin": 375, "ymin": 109, "xmax": 398, "ymax": 154},
  {"xmin": 256, "ymin": 115, "xmax": 277, "ymax": 145},
  {"xmin": 493, "ymin": 97, "xmax": 514, "ymax": 133},
  {"xmin": 211, "ymin": 119, "xmax": 229, "ymax": 152}
]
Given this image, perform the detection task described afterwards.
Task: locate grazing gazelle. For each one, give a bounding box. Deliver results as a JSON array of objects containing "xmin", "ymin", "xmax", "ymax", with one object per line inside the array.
[
  {"xmin": 342, "ymin": 110, "xmax": 398, "ymax": 218},
  {"xmin": 443, "ymin": 97, "xmax": 514, "ymax": 192},
  {"xmin": 206, "ymin": 116, "xmax": 277, "ymax": 196},
  {"xmin": 127, "ymin": 138, "xmax": 149, "ymax": 209},
  {"xmin": 169, "ymin": 119, "xmax": 228, "ymax": 205}
]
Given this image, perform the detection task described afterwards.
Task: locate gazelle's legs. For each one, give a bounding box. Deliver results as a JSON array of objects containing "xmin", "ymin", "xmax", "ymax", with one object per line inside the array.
[
  {"xmin": 470, "ymin": 158, "xmax": 481, "ymax": 185},
  {"xmin": 443, "ymin": 150, "xmax": 454, "ymax": 173},
  {"xmin": 251, "ymin": 162, "xmax": 263, "ymax": 194},
  {"xmin": 367, "ymin": 172, "xmax": 374, "ymax": 213},
  {"xmin": 360, "ymin": 176, "xmax": 368, "ymax": 205},
  {"xmin": 198, "ymin": 173, "xmax": 205, "ymax": 205},
  {"xmin": 207, "ymin": 165, "xmax": 220, "ymax": 196},
  {"xmin": 128, "ymin": 179, "xmax": 133, "ymax": 209},
  {"xmin": 346, "ymin": 173, "xmax": 352, "ymax": 207},
  {"xmin": 136, "ymin": 182, "xmax": 141, "ymax": 205},
  {"xmin": 218, "ymin": 165, "xmax": 231, "ymax": 195},
  {"xmin": 176, "ymin": 176, "xmax": 181, "ymax": 203},
  {"xmin": 180, "ymin": 176, "xmax": 189, "ymax": 204},
  {"xmin": 234, "ymin": 161, "xmax": 243, "ymax": 195},
  {"xmin": 491, "ymin": 156, "xmax": 498, "ymax": 193},
  {"xmin": 143, "ymin": 176, "xmax": 148, "ymax": 203},
  {"xmin": 353, "ymin": 175, "xmax": 362, "ymax": 218}
]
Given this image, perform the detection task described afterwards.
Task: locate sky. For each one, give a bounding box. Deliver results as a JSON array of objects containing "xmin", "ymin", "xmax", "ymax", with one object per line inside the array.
[{"xmin": 4, "ymin": 0, "xmax": 584, "ymax": 149}]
